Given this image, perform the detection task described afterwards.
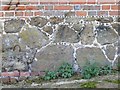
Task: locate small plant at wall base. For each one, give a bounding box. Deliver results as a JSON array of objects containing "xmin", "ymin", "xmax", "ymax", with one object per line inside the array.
[
  {"xmin": 81, "ymin": 61, "xmax": 113, "ymax": 79},
  {"xmin": 81, "ymin": 61, "xmax": 100, "ymax": 79},
  {"xmin": 43, "ymin": 62, "xmax": 74, "ymax": 80},
  {"xmin": 44, "ymin": 71, "xmax": 58, "ymax": 81},
  {"xmin": 57, "ymin": 62, "xmax": 74, "ymax": 78}
]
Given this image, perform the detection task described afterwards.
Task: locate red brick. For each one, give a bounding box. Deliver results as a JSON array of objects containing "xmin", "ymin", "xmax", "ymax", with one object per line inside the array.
[
  {"xmin": 2, "ymin": 5, "xmax": 10, "ymax": 10},
  {"xmin": 1, "ymin": 77, "xmax": 11, "ymax": 84},
  {"xmin": 29, "ymin": 0, "xmax": 38, "ymax": 4},
  {"xmin": 102, "ymin": 5, "xmax": 110, "ymax": 10},
  {"xmin": 40, "ymin": 0, "xmax": 58, "ymax": 4},
  {"xmin": 26, "ymin": 6, "xmax": 38, "ymax": 10},
  {"xmin": 59, "ymin": 0, "xmax": 69, "ymax": 4},
  {"xmin": 109, "ymin": 11, "xmax": 119, "ymax": 15},
  {"xmin": 19, "ymin": 0, "xmax": 30, "ymax": 5},
  {"xmin": 16, "ymin": 6, "xmax": 26, "ymax": 10},
  {"xmin": 98, "ymin": 0, "xmax": 116, "ymax": 4},
  {"xmin": 98, "ymin": 11, "xmax": 108, "ymax": 16},
  {"xmin": 54, "ymin": 6, "xmax": 73, "ymax": 10},
  {"xmin": 25, "ymin": 11, "xmax": 33, "ymax": 16},
  {"xmin": 111, "ymin": 5, "xmax": 119, "ymax": 10},
  {"xmin": 34, "ymin": 11, "xmax": 43, "ymax": 16},
  {"xmin": 76, "ymin": 11, "xmax": 87, "ymax": 16},
  {"xmin": 70, "ymin": 0, "xmax": 86, "ymax": 4},
  {"xmin": 15, "ymin": 11, "xmax": 24, "ymax": 16},
  {"xmin": 0, "ymin": 12, "xmax": 3, "ymax": 17},
  {"xmin": 87, "ymin": 0, "xmax": 96, "ymax": 4},
  {"xmin": 20, "ymin": 72, "xmax": 30, "ymax": 77},
  {"xmin": 5, "ymin": 12, "xmax": 14, "ymax": 17}
]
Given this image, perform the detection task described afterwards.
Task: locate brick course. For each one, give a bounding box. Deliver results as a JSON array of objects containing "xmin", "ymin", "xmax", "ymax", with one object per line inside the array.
[{"xmin": 0, "ymin": 0, "xmax": 119, "ymax": 17}]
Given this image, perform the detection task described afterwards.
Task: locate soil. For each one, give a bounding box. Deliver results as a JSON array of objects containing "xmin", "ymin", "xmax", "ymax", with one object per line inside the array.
[{"xmin": 1, "ymin": 73, "xmax": 119, "ymax": 88}]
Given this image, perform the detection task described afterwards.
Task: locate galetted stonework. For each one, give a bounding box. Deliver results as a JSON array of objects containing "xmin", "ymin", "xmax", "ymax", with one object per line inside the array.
[{"xmin": 1, "ymin": 16, "xmax": 119, "ymax": 76}]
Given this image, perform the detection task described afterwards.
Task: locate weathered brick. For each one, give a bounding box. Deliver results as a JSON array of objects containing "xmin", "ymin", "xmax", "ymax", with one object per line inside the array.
[
  {"xmin": 25, "ymin": 11, "xmax": 33, "ymax": 16},
  {"xmin": 54, "ymin": 6, "xmax": 73, "ymax": 10},
  {"xmin": 111, "ymin": 5, "xmax": 119, "ymax": 10},
  {"xmin": 5, "ymin": 12, "xmax": 14, "ymax": 17},
  {"xmin": 44, "ymin": 11, "xmax": 65, "ymax": 16},
  {"xmin": 20, "ymin": 72, "xmax": 30, "ymax": 77},
  {"xmin": 26, "ymin": 6, "xmax": 38, "ymax": 10},
  {"xmin": 15, "ymin": 11, "xmax": 24, "ymax": 16},
  {"xmin": 102, "ymin": 5, "xmax": 110, "ymax": 10},
  {"xmin": 29, "ymin": 0, "xmax": 38, "ymax": 4},
  {"xmin": 98, "ymin": 0, "xmax": 116, "ymax": 4},
  {"xmin": 87, "ymin": 0, "xmax": 96, "ymax": 4},
  {"xmin": 19, "ymin": 0, "xmax": 30, "ymax": 5},
  {"xmin": 88, "ymin": 11, "xmax": 97, "ymax": 16},
  {"xmin": 34, "ymin": 11, "xmax": 43, "ymax": 16},
  {"xmin": 109, "ymin": 11, "xmax": 119, "ymax": 15},
  {"xmin": 76, "ymin": 11, "xmax": 87, "ymax": 16},
  {"xmin": 9, "ymin": 5, "xmax": 16, "ymax": 10},
  {"xmin": 0, "ymin": 12, "xmax": 3, "ymax": 17},
  {"xmin": 70, "ymin": 0, "xmax": 86, "ymax": 4},
  {"xmin": 2, "ymin": 5, "xmax": 10, "ymax": 10},
  {"xmin": 37, "ymin": 5, "xmax": 44, "ymax": 10},
  {"xmin": 45, "ymin": 6, "xmax": 53, "ymax": 10},
  {"xmin": 59, "ymin": 0, "xmax": 69, "ymax": 4},
  {"xmin": 83, "ymin": 5, "xmax": 100, "ymax": 10},
  {"xmin": 16, "ymin": 5, "xmax": 26, "ymax": 10},
  {"xmin": 40, "ymin": 0, "xmax": 58, "ymax": 4},
  {"xmin": 97, "ymin": 11, "xmax": 108, "ymax": 16}
]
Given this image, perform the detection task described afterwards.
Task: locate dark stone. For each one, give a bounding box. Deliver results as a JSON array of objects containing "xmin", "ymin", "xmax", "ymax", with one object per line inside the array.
[
  {"xmin": 49, "ymin": 17, "xmax": 64, "ymax": 24},
  {"xmin": 96, "ymin": 17, "xmax": 113, "ymax": 23},
  {"xmin": 29, "ymin": 17, "xmax": 48, "ymax": 28}
]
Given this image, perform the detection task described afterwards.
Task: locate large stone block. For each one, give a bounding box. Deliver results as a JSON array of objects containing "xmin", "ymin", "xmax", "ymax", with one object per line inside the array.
[
  {"xmin": 76, "ymin": 47, "xmax": 110, "ymax": 68},
  {"xmin": 31, "ymin": 44, "xmax": 74, "ymax": 72},
  {"xmin": 20, "ymin": 25, "xmax": 49, "ymax": 48},
  {"xmin": 96, "ymin": 26, "xmax": 118, "ymax": 45}
]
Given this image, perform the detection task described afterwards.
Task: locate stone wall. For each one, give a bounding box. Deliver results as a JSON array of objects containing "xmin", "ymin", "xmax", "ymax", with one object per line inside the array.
[{"xmin": 1, "ymin": 16, "xmax": 119, "ymax": 77}]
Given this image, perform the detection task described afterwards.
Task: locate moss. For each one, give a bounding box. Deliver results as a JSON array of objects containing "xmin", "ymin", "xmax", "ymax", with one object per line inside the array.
[
  {"xmin": 25, "ymin": 77, "xmax": 44, "ymax": 84},
  {"xmin": 80, "ymin": 81, "xmax": 98, "ymax": 88},
  {"xmin": 104, "ymin": 79, "xmax": 120, "ymax": 84}
]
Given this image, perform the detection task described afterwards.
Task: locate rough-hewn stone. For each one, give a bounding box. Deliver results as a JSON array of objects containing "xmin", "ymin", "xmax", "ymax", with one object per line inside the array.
[
  {"xmin": 29, "ymin": 17, "xmax": 48, "ymax": 28},
  {"xmin": 49, "ymin": 17, "xmax": 64, "ymax": 24},
  {"xmin": 2, "ymin": 34, "xmax": 19, "ymax": 51},
  {"xmin": 76, "ymin": 47, "xmax": 110, "ymax": 68},
  {"xmin": 20, "ymin": 25, "xmax": 49, "ymax": 48},
  {"xmin": 55, "ymin": 25, "xmax": 80, "ymax": 43},
  {"xmin": 97, "ymin": 27, "xmax": 118, "ymax": 45},
  {"xmin": 80, "ymin": 23, "xmax": 95, "ymax": 45},
  {"xmin": 43, "ymin": 26, "xmax": 53, "ymax": 34},
  {"xmin": 104, "ymin": 45, "xmax": 116, "ymax": 60},
  {"xmin": 32, "ymin": 44, "xmax": 74, "ymax": 72},
  {"xmin": 96, "ymin": 17, "xmax": 113, "ymax": 23},
  {"xmin": 4, "ymin": 19, "xmax": 25, "ymax": 33},
  {"xmin": 111, "ymin": 23, "xmax": 120, "ymax": 35}
]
